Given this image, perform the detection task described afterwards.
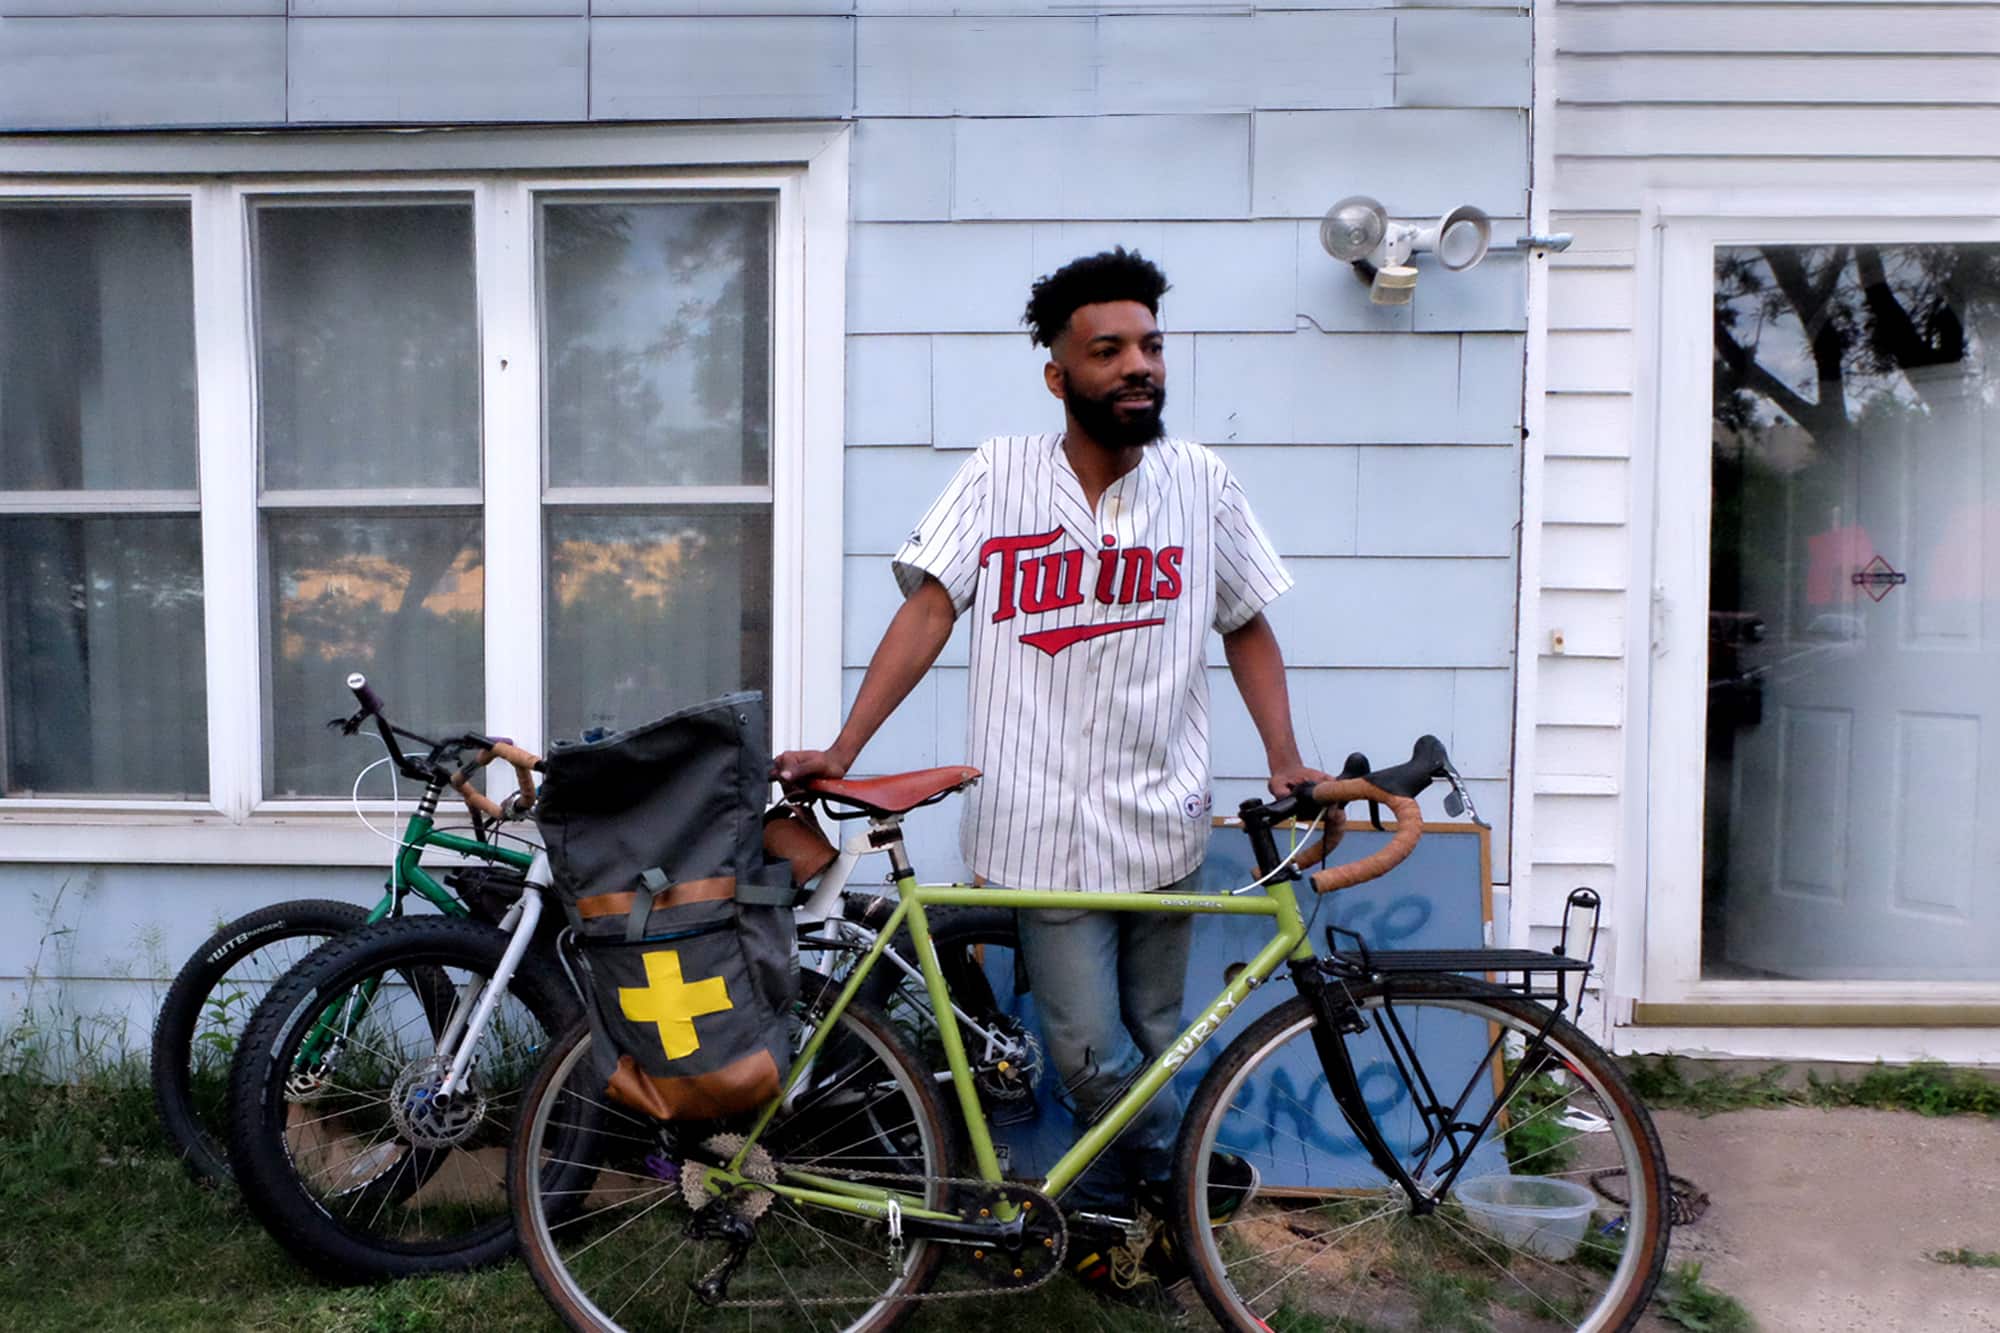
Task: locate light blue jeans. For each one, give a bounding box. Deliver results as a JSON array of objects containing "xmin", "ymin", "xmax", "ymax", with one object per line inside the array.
[{"xmin": 1015, "ymin": 868, "xmax": 1198, "ymax": 1208}]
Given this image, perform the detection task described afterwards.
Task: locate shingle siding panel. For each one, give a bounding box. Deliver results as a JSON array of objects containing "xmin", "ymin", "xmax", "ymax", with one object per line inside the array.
[
  {"xmin": 852, "ymin": 118, "xmax": 954, "ymax": 222},
  {"xmin": 953, "ymin": 114, "xmax": 1251, "ymax": 221},
  {"xmin": 1355, "ymin": 444, "xmax": 1518, "ymax": 557},
  {"xmin": 589, "ymin": 15, "xmax": 851, "ymax": 120},
  {"xmin": 1096, "ymin": 11, "xmax": 1395, "ymax": 114},
  {"xmin": 855, "ymin": 16, "xmax": 1096, "ymax": 117},
  {"xmin": 1395, "ymin": 9, "xmax": 1531, "ymax": 109},
  {"xmin": 289, "ymin": 17, "xmax": 586, "ymax": 122},
  {"xmin": 0, "ymin": 16, "xmax": 285, "ymax": 127},
  {"xmin": 293, "ymin": 0, "xmax": 582, "ymax": 15},
  {"xmin": 846, "ymin": 223, "xmax": 1036, "ymax": 333},
  {"xmin": 1, "ymin": 0, "xmax": 279, "ymax": 12},
  {"xmin": 1253, "ymin": 108, "xmax": 1529, "ymax": 219},
  {"xmin": 847, "ymin": 335, "xmax": 934, "ymax": 446},
  {"xmin": 1193, "ymin": 332, "xmax": 1519, "ymax": 446}
]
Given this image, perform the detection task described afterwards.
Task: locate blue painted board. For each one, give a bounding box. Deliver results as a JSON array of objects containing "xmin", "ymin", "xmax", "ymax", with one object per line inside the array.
[{"xmin": 981, "ymin": 820, "xmax": 1500, "ymax": 1190}]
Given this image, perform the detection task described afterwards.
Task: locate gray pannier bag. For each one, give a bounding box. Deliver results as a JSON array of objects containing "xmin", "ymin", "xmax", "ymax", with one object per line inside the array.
[{"xmin": 534, "ymin": 691, "xmax": 800, "ymax": 1122}]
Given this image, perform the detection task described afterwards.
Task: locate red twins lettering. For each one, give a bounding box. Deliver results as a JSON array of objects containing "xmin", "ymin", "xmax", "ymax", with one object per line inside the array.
[{"xmin": 978, "ymin": 527, "xmax": 1186, "ymax": 641}]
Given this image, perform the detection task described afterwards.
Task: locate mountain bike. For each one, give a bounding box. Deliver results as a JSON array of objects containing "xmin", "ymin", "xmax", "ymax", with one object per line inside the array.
[
  {"xmin": 216, "ymin": 679, "xmax": 1027, "ymax": 1283},
  {"xmin": 508, "ymin": 736, "xmax": 1670, "ymax": 1332},
  {"xmin": 216, "ymin": 676, "xmax": 581, "ymax": 1282},
  {"xmin": 149, "ymin": 675, "xmax": 542, "ymax": 1187}
]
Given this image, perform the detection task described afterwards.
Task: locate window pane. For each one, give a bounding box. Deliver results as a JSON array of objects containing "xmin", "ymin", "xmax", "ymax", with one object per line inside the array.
[
  {"xmin": 2, "ymin": 516, "xmax": 206, "ymax": 796},
  {"xmin": 266, "ymin": 513, "xmax": 483, "ymax": 797},
  {"xmin": 545, "ymin": 511, "xmax": 771, "ymax": 740},
  {"xmin": 0, "ymin": 205, "xmax": 197, "ymax": 491},
  {"xmin": 254, "ymin": 202, "xmax": 479, "ymax": 491},
  {"xmin": 1707, "ymin": 242, "xmax": 2000, "ymax": 981},
  {"xmin": 542, "ymin": 200, "xmax": 772, "ymax": 489}
]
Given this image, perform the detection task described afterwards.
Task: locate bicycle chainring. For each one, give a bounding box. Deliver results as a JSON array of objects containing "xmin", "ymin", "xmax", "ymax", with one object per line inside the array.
[{"xmin": 959, "ymin": 1181, "xmax": 1066, "ymax": 1288}]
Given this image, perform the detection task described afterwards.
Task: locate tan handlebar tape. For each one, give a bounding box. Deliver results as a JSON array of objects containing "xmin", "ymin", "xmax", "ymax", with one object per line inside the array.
[
  {"xmin": 1304, "ymin": 778, "xmax": 1424, "ymax": 894},
  {"xmin": 1284, "ymin": 805, "xmax": 1348, "ymax": 873},
  {"xmin": 451, "ymin": 742, "xmax": 542, "ymax": 823}
]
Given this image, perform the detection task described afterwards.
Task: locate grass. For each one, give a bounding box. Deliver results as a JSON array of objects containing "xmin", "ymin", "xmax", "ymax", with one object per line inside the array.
[
  {"xmin": 1653, "ymin": 1262, "xmax": 1756, "ymax": 1333},
  {"xmin": 1929, "ymin": 1248, "xmax": 2000, "ymax": 1269},
  {"xmin": 1626, "ymin": 1055, "xmax": 2000, "ymax": 1119},
  {"xmin": 0, "ymin": 1055, "xmax": 1183, "ymax": 1333}
]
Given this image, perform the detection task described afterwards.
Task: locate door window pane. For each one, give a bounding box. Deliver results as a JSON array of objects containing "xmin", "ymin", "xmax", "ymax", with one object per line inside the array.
[
  {"xmin": 541, "ymin": 200, "xmax": 771, "ymax": 489},
  {"xmin": 254, "ymin": 202, "xmax": 479, "ymax": 491},
  {"xmin": 1, "ymin": 205, "xmax": 197, "ymax": 491},
  {"xmin": 266, "ymin": 514, "xmax": 483, "ymax": 798},
  {"xmin": 1708, "ymin": 242, "xmax": 2000, "ymax": 981},
  {"xmin": 2, "ymin": 517, "xmax": 206, "ymax": 796},
  {"xmin": 544, "ymin": 511, "xmax": 771, "ymax": 740}
]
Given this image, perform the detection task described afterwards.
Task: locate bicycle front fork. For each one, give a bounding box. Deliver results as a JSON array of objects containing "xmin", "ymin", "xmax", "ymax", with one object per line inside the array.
[{"xmin": 1290, "ymin": 963, "xmax": 1440, "ymax": 1213}]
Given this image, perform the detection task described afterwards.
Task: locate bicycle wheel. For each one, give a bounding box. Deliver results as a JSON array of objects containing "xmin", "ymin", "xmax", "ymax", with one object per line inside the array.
[
  {"xmin": 1173, "ymin": 977, "xmax": 1670, "ymax": 1333},
  {"xmin": 227, "ymin": 914, "xmax": 577, "ymax": 1282},
  {"xmin": 511, "ymin": 990, "xmax": 955, "ymax": 1333},
  {"xmin": 151, "ymin": 897, "xmax": 373, "ymax": 1185}
]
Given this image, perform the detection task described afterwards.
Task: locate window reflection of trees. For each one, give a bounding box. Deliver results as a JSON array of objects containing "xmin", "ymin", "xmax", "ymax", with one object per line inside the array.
[
  {"xmin": 1711, "ymin": 244, "xmax": 2000, "ymax": 671},
  {"xmin": 542, "ymin": 201, "xmax": 771, "ymax": 490},
  {"xmin": 545, "ymin": 512, "xmax": 771, "ymax": 741},
  {"xmin": 266, "ymin": 515, "xmax": 483, "ymax": 797}
]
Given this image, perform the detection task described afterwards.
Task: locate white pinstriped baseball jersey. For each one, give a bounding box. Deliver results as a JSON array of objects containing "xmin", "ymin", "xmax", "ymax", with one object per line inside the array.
[{"xmin": 892, "ymin": 433, "xmax": 1292, "ymax": 894}]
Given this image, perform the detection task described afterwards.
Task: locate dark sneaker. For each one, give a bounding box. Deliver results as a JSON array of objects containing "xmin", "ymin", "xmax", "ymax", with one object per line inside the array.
[
  {"xmin": 1204, "ymin": 1151, "xmax": 1262, "ymax": 1224},
  {"xmin": 1139, "ymin": 1152, "xmax": 1263, "ymax": 1228}
]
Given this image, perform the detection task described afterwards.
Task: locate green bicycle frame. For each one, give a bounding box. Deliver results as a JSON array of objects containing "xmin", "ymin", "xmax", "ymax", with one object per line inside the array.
[
  {"xmin": 296, "ymin": 798, "xmax": 535, "ymax": 1066},
  {"xmin": 725, "ymin": 873, "xmax": 1316, "ymax": 1222}
]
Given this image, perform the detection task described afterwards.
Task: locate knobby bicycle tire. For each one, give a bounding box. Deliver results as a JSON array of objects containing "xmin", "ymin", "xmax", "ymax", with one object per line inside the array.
[
  {"xmin": 227, "ymin": 914, "xmax": 578, "ymax": 1283},
  {"xmin": 1172, "ymin": 975, "xmax": 1670, "ymax": 1333},
  {"xmin": 510, "ymin": 990, "xmax": 956, "ymax": 1333},
  {"xmin": 151, "ymin": 897, "xmax": 373, "ymax": 1186}
]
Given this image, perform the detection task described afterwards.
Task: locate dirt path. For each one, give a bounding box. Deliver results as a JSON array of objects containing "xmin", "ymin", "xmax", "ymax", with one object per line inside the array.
[{"xmin": 1651, "ymin": 1106, "xmax": 2000, "ymax": 1332}]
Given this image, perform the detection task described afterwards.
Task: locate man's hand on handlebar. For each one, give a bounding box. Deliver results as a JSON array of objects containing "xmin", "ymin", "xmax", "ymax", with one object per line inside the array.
[{"xmin": 1267, "ymin": 762, "xmax": 1331, "ymax": 800}]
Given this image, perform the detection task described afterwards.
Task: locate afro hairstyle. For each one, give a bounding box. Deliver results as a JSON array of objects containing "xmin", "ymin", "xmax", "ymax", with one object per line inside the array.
[{"xmin": 1021, "ymin": 247, "xmax": 1171, "ymax": 348}]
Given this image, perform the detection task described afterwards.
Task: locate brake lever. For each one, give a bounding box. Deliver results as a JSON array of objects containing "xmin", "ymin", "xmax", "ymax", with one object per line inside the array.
[
  {"xmin": 328, "ymin": 708, "xmax": 369, "ymax": 737},
  {"xmin": 1439, "ymin": 755, "xmax": 1482, "ymax": 824}
]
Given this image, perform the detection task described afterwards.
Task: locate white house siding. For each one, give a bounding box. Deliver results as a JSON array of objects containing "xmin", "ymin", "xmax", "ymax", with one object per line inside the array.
[
  {"xmin": 0, "ymin": 1, "xmax": 1531, "ymax": 1038},
  {"xmin": 1536, "ymin": 0, "xmax": 2000, "ymax": 1056}
]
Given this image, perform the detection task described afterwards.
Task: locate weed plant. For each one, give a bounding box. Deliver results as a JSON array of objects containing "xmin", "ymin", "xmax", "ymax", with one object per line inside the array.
[
  {"xmin": 1930, "ymin": 1248, "xmax": 2000, "ymax": 1269},
  {"xmin": 1654, "ymin": 1262, "xmax": 1757, "ymax": 1332},
  {"xmin": 1627, "ymin": 1055, "xmax": 2000, "ymax": 1119}
]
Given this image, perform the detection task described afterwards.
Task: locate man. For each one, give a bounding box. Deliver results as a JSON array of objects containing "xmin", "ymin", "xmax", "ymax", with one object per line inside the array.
[{"xmin": 775, "ymin": 247, "xmax": 1324, "ymax": 1291}]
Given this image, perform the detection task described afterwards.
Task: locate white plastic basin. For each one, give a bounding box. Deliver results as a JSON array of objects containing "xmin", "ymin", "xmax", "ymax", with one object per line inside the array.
[{"xmin": 1453, "ymin": 1173, "xmax": 1599, "ymax": 1262}]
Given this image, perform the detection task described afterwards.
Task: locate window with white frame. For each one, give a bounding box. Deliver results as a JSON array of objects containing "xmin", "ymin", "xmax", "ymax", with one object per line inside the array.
[
  {"xmin": 1, "ymin": 202, "xmax": 207, "ymax": 798},
  {"xmin": 0, "ymin": 139, "xmax": 841, "ymax": 832},
  {"xmin": 538, "ymin": 196, "xmax": 774, "ymax": 742}
]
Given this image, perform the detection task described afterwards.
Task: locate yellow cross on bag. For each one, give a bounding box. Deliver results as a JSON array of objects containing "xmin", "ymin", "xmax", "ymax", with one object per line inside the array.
[{"xmin": 618, "ymin": 949, "xmax": 734, "ymax": 1060}]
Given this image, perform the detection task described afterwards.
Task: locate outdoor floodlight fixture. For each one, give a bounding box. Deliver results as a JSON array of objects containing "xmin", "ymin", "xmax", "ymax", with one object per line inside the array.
[{"xmin": 1319, "ymin": 195, "xmax": 1493, "ymax": 305}]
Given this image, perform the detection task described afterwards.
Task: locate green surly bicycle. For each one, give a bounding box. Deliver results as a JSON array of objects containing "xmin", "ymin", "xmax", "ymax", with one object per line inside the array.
[{"xmin": 509, "ymin": 737, "xmax": 1670, "ymax": 1332}]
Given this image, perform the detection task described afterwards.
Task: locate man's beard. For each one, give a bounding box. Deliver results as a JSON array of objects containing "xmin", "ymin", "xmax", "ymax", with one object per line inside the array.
[{"xmin": 1066, "ymin": 377, "xmax": 1167, "ymax": 448}]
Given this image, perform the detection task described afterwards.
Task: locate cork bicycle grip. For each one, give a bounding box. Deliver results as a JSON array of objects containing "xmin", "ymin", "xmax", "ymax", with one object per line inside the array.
[
  {"xmin": 1304, "ymin": 735, "xmax": 1449, "ymax": 894},
  {"xmin": 451, "ymin": 741, "xmax": 542, "ymax": 823}
]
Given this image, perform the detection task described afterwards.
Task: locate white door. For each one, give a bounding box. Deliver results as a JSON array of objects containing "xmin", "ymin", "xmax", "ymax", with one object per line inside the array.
[{"xmin": 1703, "ymin": 242, "xmax": 2000, "ymax": 983}]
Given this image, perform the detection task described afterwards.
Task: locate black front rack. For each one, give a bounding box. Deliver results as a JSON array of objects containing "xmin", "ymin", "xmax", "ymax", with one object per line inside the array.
[{"xmin": 1320, "ymin": 886, "xmax": 1607, "ymax": 1022}]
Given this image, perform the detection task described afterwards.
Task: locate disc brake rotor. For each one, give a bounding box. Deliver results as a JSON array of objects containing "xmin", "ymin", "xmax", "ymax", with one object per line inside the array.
[{"xmin": 389, "ymin": 1055, "xmax": 486, "ymax": 1149}]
